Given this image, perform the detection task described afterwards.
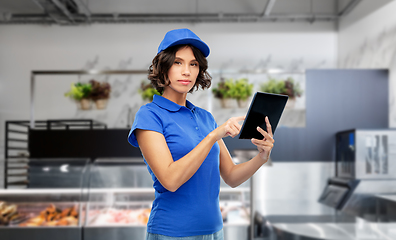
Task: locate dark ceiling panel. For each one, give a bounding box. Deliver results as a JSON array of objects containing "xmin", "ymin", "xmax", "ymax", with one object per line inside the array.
[{"xmin": 0, "ymin": 0, "xmax": 363, "ymax": 24}]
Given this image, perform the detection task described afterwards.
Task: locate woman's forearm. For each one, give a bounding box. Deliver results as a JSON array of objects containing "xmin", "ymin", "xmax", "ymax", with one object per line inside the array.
[
  {"xmin": 138, "ymin": 116, "xmax": 244, "ymax": 192},
  {"xmin": 162, "ymin": 132, "xmax": 218, "ymax": 191},
  {"xmin": 161, "ymin": 116, "xmax": 245, "ymax": 191},
  {"xmin": 226, "ymin": 154, "xmax": 268, "ymax": 188}
]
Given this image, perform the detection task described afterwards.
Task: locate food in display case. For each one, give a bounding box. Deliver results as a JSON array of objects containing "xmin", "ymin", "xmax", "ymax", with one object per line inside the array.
[
  {"xmin": 220, "ymin": 202, "xmax": 249, "ymax": 224},
  {"xmin": 0, "ymin": 201, "xmax": 22, "ymax": 225},
  {"xmin": 88, "ymin": 207, "xmax": 151, "ymax": 226},
  {"xmin": 18, "ymin": 204, "xmax": 79, "ymax": 227}
]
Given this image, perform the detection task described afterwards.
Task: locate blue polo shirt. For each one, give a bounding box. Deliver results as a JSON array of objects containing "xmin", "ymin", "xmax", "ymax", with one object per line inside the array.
[{"xmin": 128, "ymin": 95, "xmax": 222, "ymax": 237}]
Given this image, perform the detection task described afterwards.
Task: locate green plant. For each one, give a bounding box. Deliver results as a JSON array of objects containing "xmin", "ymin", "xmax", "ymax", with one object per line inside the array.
[
  {"xmin": 234, "ymin": 78, "xmax": 253, "ymax": 101},
  {"xmin": 212, "ymin": 78, "xmax": 237, "ymax": 99},
  {"xmin": 90, "ymin": 80, "xmax": 111, "ymax": 100},
  {"xmin": 138, "ymin": 81, "xmax": 160, "ymax": 101},
  {"xmin": 260, "ymin": 77, "xmax": 303, "ymax": 99},
  {"xmin": 64, "ymin": 82, "xmax": 92, "ymax": 101},
  {"xmin": 212, "ymin": 78, "xmax": 253, "ymax": 100}
]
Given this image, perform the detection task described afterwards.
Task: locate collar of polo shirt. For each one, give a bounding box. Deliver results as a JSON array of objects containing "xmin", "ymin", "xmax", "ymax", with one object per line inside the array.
[{"xmin": 152, "ymin": 95, "xmax": 196, "ymax": 112}]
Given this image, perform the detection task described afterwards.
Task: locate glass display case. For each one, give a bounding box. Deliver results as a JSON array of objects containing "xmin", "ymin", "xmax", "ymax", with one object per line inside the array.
[
  {"xmin": 84, "ymin": 158, "xmax": 251, "ymax": 240},
  {"xmin": 83, "ymin": 158, "xmax": 153, "ymax": 240},
  {"xmin": 0, "ymin": 157, "xmax": 251, "ymax": 240},
  {"xmin": 0, "ymin": 158, "xmax": 89, "ymax": 240}
]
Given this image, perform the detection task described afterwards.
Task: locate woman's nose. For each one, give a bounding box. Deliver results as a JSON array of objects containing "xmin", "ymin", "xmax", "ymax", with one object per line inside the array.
[{"xmin": 182, "ymin": 65, "xmax": 190, "ymax": 76}]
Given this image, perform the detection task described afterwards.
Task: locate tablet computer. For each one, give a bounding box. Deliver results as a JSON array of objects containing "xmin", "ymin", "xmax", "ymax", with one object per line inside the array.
[{"xmin": 239, "ymin": 92, "xmax": 288, "ymax": 139}]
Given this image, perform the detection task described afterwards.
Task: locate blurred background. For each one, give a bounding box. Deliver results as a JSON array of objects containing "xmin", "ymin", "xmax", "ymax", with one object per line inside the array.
[{"xmin": 0, "ymin": 0, "xmax": 396, "ymax": 239}]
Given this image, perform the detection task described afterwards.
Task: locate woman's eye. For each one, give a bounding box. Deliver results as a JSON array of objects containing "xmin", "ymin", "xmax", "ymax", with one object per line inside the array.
[
  {"xmin": 174, "ymin": 61, "xmax": 181, "ymax": 65},
  {"xmin": 191, "ymin": 63, "xmax": 198, "ymax": 67}
]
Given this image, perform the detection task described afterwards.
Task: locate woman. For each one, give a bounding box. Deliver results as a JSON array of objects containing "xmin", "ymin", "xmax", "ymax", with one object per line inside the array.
[{"xmin": 128, "ymin": 28, "xmax": 274, "ymax": 240}]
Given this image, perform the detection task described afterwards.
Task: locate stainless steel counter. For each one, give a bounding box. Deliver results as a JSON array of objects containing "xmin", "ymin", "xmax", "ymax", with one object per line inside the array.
[
  {"xmin": 269, "ymin": 222, "xmax": 396, "ymax": 240},
  {"xmin": 376, "ymin": 195, "xmax": 396, "ymax": 202},
  {"xmin": 256, "ymin": 200, "xmax": 396, "ymax": 240}
]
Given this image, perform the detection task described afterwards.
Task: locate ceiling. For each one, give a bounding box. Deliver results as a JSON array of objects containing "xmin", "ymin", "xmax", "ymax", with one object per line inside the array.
[{"xmin": 0, "ymin": 0, "xmax": 362, "ymax": 25}]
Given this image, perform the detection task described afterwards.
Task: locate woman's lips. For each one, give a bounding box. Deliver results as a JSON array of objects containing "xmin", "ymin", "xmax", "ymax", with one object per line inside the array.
[{"xmin": 178, "ymin": 80, "xmax": 191, "ymax": 85}]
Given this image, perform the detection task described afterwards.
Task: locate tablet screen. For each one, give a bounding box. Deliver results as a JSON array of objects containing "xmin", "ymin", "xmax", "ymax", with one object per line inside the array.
[{"xmin": 239, "ymin": 92, "xmax": 288, "ymax": 139}]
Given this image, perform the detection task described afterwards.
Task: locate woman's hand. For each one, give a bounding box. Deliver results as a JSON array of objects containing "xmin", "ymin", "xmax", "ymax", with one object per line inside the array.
[
  {"xmin": 212, "ymin": 116, "xmax": 245, "ymax": 141},
  {"xmin": 251, "ymin": 116, "xmax": 274, "ymax": 161}
]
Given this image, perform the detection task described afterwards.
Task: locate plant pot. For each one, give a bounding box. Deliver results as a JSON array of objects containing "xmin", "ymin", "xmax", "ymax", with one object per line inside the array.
[
  {"xmin": 237, "ymin": 99, "xmax": 249, "ymax": 108},
  {"xmin": 285, "ymin": 98, "xmax": 296, "ymax": 109},
  {"xmin": 78, "ymin": 99, "xmax": 92, "ymax": 110},
  {"xmin": 220, "ymin": 98, "xmax": 235, "ymax": 108},
  {"xmin": 95, "ymin": 99, "xmax": 108, "ymax": 110}
]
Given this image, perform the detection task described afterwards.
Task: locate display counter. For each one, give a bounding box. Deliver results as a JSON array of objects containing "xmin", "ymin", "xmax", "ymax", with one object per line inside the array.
[
  {"xmin": 0, "ymin": 158, "xmax": 251, "ymax": 240},
  {"xmin": 84, "ymin": 158, "xmax": 250, "ymax": 240}
]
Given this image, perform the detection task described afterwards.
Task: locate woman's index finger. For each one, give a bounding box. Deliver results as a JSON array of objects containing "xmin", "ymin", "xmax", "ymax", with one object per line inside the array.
[
  {"xmin": 266, "ymin": 116, "xmax": 273, "ymax": 136},
  {"xmin": 236, "ymin": 116, "xmax": 246, "ymax": 122}
]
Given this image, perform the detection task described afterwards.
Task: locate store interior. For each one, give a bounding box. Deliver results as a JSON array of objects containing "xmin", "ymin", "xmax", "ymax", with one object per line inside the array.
[{"xmin": 1, "ymin": 0, "xmax": 396, "ymax": 239}]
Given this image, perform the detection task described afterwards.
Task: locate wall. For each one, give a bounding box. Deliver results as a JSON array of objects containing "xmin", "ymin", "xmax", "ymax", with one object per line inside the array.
[
  {"xmin": 0, "ymin": 22, "xmax": 337, "ymax": 160},
  {"xmin": 0, "ymin": 22, "xmax": 338, "ymax": 189},
  {"xmin": 224, "ymin": 69, "xmax": 389, "ymax": 161},
  {"xmin": 338, "ymin": 0, "xmax": 396, "ymax": 127}
]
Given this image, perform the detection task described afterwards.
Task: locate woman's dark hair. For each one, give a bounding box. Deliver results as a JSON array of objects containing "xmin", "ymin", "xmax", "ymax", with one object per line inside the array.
[{"xmin": 148, "ymin": 44, "xmax": 212, "ymax": 94}]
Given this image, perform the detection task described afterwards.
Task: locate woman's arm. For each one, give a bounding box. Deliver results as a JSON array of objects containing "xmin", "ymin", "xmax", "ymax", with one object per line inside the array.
[
  {"xmin": 135, "ymin": 116, "xmax": 245, "ymax": 192},
  {"xmin": 220, "ymin": 117, "xmax": 274, "ymax": 188}
]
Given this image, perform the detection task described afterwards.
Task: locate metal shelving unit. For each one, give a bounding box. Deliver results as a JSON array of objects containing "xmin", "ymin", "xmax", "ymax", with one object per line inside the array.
[{"xmin": 4, "ymin": 119, "xmax": 106, "ymax": 189}]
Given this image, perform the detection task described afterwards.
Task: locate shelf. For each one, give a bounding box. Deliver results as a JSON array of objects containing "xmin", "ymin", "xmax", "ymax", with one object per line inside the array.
[{"xmin": 0, "ymin": 188, "xmax": 83, "ymax": 195}]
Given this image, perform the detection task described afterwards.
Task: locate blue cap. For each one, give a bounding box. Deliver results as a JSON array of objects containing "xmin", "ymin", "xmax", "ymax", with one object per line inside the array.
[{"xmin": 157, "ymin": 28, "xmax": 210, "ymax": 57}]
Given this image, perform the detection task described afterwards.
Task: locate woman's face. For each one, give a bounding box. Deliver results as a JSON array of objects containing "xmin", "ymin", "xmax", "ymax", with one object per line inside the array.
[{"xmin": 165, "ymin": 46, "xmax": 199, "ymax": 95}]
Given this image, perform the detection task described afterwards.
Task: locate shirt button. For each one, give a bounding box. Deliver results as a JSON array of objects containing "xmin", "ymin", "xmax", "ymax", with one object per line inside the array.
[{"xmin": 195, "ymin": 127, "xmax": 198, "ymax": 130}]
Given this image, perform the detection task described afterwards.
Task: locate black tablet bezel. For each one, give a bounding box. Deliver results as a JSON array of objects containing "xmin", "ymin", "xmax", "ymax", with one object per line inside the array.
[{"xmin": 239, "ymin": 92, "xmax": 288, "ymax": 139}]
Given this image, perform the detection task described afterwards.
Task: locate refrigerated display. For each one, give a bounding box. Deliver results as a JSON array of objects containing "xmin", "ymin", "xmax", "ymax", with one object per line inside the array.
[
  {"xmin": 0, "ymin": 158, "xmax": 89, "ymax": 240},
  {"xmin": 0, "ymin": 157, "xmax": 251, "ymax": 240},
  {"xmin": 27, "ymin": 158, "xmax": 90, "ymax": 188},
  {"xmin": 83, "ymin": 158, "xmax": 251, "ymax": 240},
  {"xmin": 0, "ymin": 189, "xmax": 84, "ymax": 240}
]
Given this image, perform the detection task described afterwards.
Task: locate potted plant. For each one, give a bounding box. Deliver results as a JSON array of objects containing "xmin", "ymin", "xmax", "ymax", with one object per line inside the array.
[
  {"xmin": 138, "ymin": 81, "xmax": 160, "ymax": 102},
  {"xmin": 64, "ymin": 82, "xmax": 92, "ymax": 110},
  {"xmin": 234, "ymin": 78, "xmax": 253, "ymax": 108},
  {"xmin": 260, "ymin": 77, "xmax": 303, "ymax": 108},
  {"xmin": 90, "ymin": 80, "xmax": 111, "ymax": 109},
  {"xmin": 212, "ymin": 78, "xmax": 238, "ymax": 108}
]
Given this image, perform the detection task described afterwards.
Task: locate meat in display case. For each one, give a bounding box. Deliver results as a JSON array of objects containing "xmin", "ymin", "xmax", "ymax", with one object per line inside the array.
[
  {"xmin": 0, "ymin": 193, "xmax": 83, "ymax": 240},
  {"xmin": 0, "ymin": 158, "xmax": 251, "ymax": 240},
  {"xmin": 84, "ymin": 158, "xmax": 251, "ymax": 240},
  {"xmin": 82, "ymin": 158, "xmax": 152, "ymax": 240}
]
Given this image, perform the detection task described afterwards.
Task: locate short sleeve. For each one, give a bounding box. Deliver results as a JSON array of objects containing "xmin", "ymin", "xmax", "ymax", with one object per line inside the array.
[
  {"xmin": 207, "ymin": 110, "xmax": 218, "ymax": 130},
  {"xmin": 213, "ymin": 114, "xmax": 218, "ymax": 129},
  {"xmin": 127, "ymin": 106, "xmax": 163, "ymax": 147}
]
